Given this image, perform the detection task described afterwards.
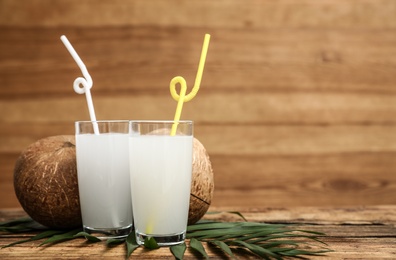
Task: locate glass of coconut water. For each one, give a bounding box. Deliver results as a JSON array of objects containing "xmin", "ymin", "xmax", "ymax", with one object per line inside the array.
[
  {"xmin": 129, "ymin": 120, "xmax": 193, "ymax": 246},
  {"xmin": 75, "ymin": 120, "xmax": 133, "ymax": 239}
]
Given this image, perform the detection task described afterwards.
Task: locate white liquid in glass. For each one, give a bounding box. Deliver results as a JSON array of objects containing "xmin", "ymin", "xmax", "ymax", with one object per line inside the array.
[
  {"xmin": 76, "ymin": 133, "xmax": 133, "ymax": 229},
  {"xmin": 129, "ymin": 135, "xmax": 193, "ymax": 235}
]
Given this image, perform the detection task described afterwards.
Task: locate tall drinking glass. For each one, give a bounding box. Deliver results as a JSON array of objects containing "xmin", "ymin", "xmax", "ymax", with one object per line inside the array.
[
  {"xmin": 75, "ymin": 120, "xmax": 133, "ymax": 239},
  {"xmin": 129, "ymin": 120, "xmax": 193, "ymax": 246}
]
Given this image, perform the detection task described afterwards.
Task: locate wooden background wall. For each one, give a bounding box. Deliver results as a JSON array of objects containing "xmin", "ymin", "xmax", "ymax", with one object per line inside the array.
[{"xmin": 1, "ymin": 0, "xmax": 396, "ymax": 209}]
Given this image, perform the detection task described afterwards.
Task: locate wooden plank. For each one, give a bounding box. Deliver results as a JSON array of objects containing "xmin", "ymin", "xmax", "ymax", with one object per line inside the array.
[
  {"xmin": 198, "ymin": 125, "xmax": 396, "ymax": 156},
  {"xmin": 0, "ymin": 154, "xmax": 20, "ymax": 209},
  {"xmin": 204, "ymin": 205, "xmax": 396, "ymax": 224},
  {"xmin": 0, "ymin": 206, "xmax": 395, "ymax": 259},
  {"xmin": 210, "ymin": 153, "xmax": 396, "ymax": 207},
  {"xmin": 212, "ymin": 155, "xmax": 396, "ymax": 195},
  {"xmin": 1, "ymin": 0, "xmax": 396, "ymax": 29},
  {"xmin": 1, "ymin": 27, "xmax": 396, "ymax": 98},
  {"xmin": 0, "ymin": 236, "xmax": 392, "ymax": 259},
  {"xmin": 323, "ymin": 237, "xmax": 396, "ymax": 258},
  {"xmin": 1, "ymin": 92, "xmax": 395, "ymax": 124},
  {"xmin": 212, "ymin": 188, "xmax": 396, "ymax": 208},
  {"xmin": 1, "ymin": 123, "xmax": 396, "ymax": 154},
  {"xmin": 0, "ymin": 182, "xmax": 17, "ymax": 209}
]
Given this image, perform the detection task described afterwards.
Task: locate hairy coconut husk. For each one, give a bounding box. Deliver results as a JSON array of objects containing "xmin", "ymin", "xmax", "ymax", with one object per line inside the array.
[
  {"xmin": 189, "ymin": 138, "xmax": 214, "ymax": 224},
  {"xmin": 14, "ymin": 135, "xmax": 82, "ymax": 229}
]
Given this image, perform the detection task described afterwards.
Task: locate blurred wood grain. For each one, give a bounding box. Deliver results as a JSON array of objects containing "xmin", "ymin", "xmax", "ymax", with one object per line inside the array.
[
  {"xmin": 1, "ymin": 0, "xmax": 396, "ymax": 208},
  {"xmin": 1, "ymin": 206, "xmax": 396, "ymax": 259}
]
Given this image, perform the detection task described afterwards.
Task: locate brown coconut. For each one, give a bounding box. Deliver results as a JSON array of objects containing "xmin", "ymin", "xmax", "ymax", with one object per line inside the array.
[
  {"xmin": 14, "ymin": 135, "xmax": 81, "ymax": 229},
  {"xmin": 14, "ymin": 134, "xmax": 214, "ymax": 228},
  {"xmin": 189, "ymin": 138, "xmax": 214, "ymax": 224}
]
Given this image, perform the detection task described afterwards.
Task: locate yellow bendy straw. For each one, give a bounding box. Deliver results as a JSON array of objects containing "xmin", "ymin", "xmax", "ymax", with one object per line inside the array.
[
  {"xmin": 144, "ymin": 34, "xmax": 210, "ymax": 234},
  {"xmin": 170, "ymin": 34, "xmax": 211, "ymax": 135}
]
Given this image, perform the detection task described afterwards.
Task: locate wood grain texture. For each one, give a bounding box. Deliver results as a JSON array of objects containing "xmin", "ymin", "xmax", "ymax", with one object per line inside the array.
[
  {"xmin": 1, "ymin": 0, "xmax": 396, "ymax": 29},
  {"xmin": 1, "ymin": 0, "xmax": 396, "ymax": 209},
  {"xmin": 0, "ymin": 206, "xmax": 395, "ymax": 259}
]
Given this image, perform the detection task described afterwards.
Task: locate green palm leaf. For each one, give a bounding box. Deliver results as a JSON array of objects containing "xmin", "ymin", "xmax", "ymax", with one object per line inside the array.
[
  {"xmin": 232, "ymin": 240, "xmax": 281, "ymax": 259},
  {"xmin": 189, "ymin": 238, "xmax": 209, "ymax": 259},
  {"xmin": 209, "ymin": 240, "xmax": 235, "ymax": 258},
  {"xmin": 125, "ymin": 231, "xmax": 139, "ymax": 257},
  {"xmin": 0, "ymin": 217, "xmax": 46, "ymax": 233},
  {"xmin": 73, "ymin": 232, "xmax": 101, "ymax": 242},
  {"xmin": 170, "ymin": 243, "xmax": 186, "ymax": 259},
  {"xmin": 106, "ymin": 237, "xmax": 126, "ymax": 245},
  {"xmin": 2, "ymin": 229, "xmax": 65, "ymax": 248},
  {"xmin": 144, "ymin": 236, "xmax": 160, "ymax": 249},
  {"xmin": 39, "ymin": 229, "xmax": 82, "ymax": 245},
  {"xmin": 0, "ymin": 217, "xmax": 34, "ymax": 227},
  {"xmin": 0, "ymin": 213, "xmax": 331, "ymax": 259},
  {"xmin": 205, "ymin": 211, "xmax": 247, "ymax": 221}
]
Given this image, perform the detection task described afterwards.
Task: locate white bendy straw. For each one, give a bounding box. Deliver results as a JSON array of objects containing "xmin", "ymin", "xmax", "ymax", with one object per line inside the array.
[{"xmin": 60, "ymin": 35, "xmax": 99, "ymax": 134}]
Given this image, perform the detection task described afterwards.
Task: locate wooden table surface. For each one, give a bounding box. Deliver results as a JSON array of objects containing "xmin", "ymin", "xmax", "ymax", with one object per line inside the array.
[
  {"xmin": 1, "ymin": 1, "xmax": 396, "ymax": 258},
  {"xmin": 0, "ymin": 205, "xmax": 395, "ymax": 259}
]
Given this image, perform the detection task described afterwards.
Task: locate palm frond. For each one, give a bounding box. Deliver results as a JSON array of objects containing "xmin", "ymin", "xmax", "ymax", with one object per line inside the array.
[{"xmin": 0, "ymin": 213, "xmax": 331, "ymax": 259}]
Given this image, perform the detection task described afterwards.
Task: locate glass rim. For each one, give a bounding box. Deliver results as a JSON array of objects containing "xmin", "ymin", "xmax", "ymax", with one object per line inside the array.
[
  {"xmin": 75, "ymin": 120, "xmax": 130, "ymax": 124},
  {"xmin": 129, "ymin": 120, "xmax": 193, "ymax": 124}
]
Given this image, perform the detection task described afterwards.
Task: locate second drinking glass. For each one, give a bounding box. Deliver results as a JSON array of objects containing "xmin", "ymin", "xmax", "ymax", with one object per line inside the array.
[{"xmin": 129, "ymin": 120, "xmax": 193, "ymax": 246}]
